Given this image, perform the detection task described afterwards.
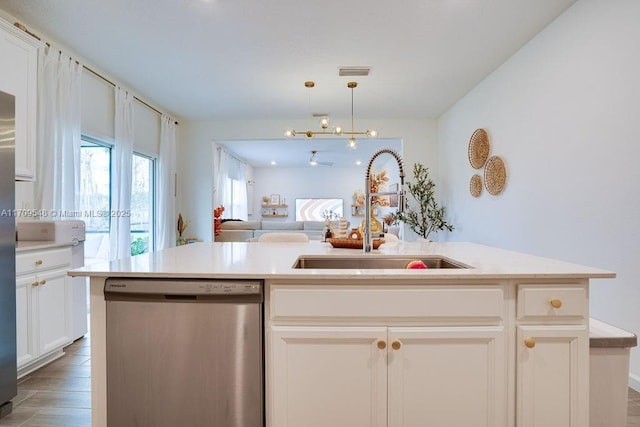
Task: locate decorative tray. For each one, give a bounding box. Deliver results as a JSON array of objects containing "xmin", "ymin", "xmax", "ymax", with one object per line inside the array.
[{"xmin": 327, "ymin": 238, "xmax": 384, "ymax": 249}]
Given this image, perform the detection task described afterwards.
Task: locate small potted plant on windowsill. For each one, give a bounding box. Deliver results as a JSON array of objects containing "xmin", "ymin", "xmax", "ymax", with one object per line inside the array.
[{"xmin": 397, "ymin": 163, "xmax": 454, "ymax": 241}]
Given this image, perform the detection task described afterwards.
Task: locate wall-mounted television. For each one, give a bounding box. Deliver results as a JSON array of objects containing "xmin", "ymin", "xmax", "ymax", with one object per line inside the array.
[{"xmin": 295, "ymin": 198, "xmax": 343, "ymax": 221}]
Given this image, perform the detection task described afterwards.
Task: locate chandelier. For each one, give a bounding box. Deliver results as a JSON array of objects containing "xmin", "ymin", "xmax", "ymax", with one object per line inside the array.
[{"xmin": 285, "ymin": 81, "xmax": 377, "ymax": 150}]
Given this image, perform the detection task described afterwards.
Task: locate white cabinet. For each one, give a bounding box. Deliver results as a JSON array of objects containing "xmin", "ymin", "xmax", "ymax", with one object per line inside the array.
[
  {"xmin": 15, "ymin": 274, "xmax": 36, "ymax": 368},
  {"xmin": 268, "ymin": 283, "xmax": 508, "ymax": 427},
  {"xmin": 271, "ymin": 325, "xmax": 506, "ymax": 427},
  {"xmin": 16, "ymin": 246, "xmax": 73, "ymax": 377},
  {"xmin": 271, "ymin": 326, "xmax": 387, "ymax": 427},
  {"xmin": 387, "ymin": 326, "xmax": 506, "ymax": 427},
  {"xmin": 268, "ymin": 281, "xmax": 590, "ymax": 427},
  {"xmin": 516, "ymin": 283, "xmax": 589, "ymax": 427},
  {"xmin": 0, "ymin": 19, "xmax": 39, "ymax": 181}
]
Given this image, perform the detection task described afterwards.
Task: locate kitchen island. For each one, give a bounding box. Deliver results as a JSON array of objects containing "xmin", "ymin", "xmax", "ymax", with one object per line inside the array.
[{"xmin": 69, "ymin": 241, "xmax": 614, "ymax": 427}]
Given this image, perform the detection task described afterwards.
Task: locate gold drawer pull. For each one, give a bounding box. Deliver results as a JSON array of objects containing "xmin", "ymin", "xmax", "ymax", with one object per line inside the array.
[
  {"xmin": 391, "ymin": 341, "xmax": 402, "ymax": 350},
  {"xmin": 38, "ymin": 279, "xmax": 46, "ymax": 286},
  {"xmin": 31, "ymin": 281, "xmax": 39, "ymax": 287},
  {"xmin": 550, "ymin": 299, "xmax": 562, "ymax": 309},
  {"xmin": 35, "ymin": 259, "xmax": 43, "ymax": 266},
  {"xmin": 524, "ymin": 338, "xmax": 536, "ymax": 349},
  {"xmin": 377, "ymin": 340, "xmax": 387, "ymax": 350}
]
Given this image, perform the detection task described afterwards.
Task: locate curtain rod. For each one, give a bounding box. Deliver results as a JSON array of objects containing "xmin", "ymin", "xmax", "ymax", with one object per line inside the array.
[
  {"xmin": 82, "ymin": 67, "xmax": 179, "ymax": 125},
  {"xmin": 216, "ymin": 146, "xmax": 247, "ymax": 165},
  {"xmin": 14, "ymin": 22, "xmax": 179, "ymax": 126}
]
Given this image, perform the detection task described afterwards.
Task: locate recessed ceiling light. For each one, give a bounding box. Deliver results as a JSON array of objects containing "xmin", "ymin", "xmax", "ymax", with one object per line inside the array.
[
  {"xmin": 270, "ymin": 161, "xmax": 276, "ymax": 166},
  {"xmin": 355, "ymin": 160, "xmax": 362, "ymax": 166}
]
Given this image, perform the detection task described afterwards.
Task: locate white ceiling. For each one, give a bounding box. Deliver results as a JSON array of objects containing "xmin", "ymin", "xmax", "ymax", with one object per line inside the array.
[
  {"xmin": 0, "ymin": 0, "xmax": 576, "ymax": 166},
  {"xmin": 218, "ymin": 138, "xmax": 403, "ymax": 168}
]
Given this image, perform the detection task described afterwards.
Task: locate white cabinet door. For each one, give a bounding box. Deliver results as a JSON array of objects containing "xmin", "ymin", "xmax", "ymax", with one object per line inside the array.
[
  {"xmin": 387, "ymin": 326, "xmax": 507, "ymax": 427},
  {"xmin": 36, "ymin": 268, "xmax": 71, "ymax": 355},
  {"xmin": 16, "ymin": 246, "xmax": 73, "ymax": 376},
  {"xmin": 0, "ymin": 21, "xmax": 38, "ymax": 181},
  {"xmin": 516, "ymin": 325, "xmax": 589, "ymax": 427},
  {"xmin": 15, "ymin": 274, "xmax": 37, "ymax": 368},
  {"xmin": 270, "ymin": 326, "xmax": 388, "ymax": 427}
]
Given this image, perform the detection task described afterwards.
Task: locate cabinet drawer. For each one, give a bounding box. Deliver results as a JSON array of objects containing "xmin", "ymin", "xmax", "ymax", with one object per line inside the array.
[
  {"xmin": 517, "ymin": 284, "xmax": 587, "ymax": 322},
  {"xmin": 16, "ymin": 247, "xmax": 72, "ymax": 275},
  {"xmin": 270, "ymin": 285, "xmax": 506, "ymax": 322}
]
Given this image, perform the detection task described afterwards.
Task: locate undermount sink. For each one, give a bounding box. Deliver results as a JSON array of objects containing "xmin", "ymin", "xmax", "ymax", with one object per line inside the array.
[{"xmin": 292, "ymin": 256, "xmax": 470, "ymax": 270}]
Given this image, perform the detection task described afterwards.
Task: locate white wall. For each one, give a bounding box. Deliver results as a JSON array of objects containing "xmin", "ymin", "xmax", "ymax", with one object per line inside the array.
[
  {"xmin": 252, "ymin": 166, "xmax": 370, "ymax": 225},
  {"xmin": 179, "ymin": 119, "xmax": 437, "ymax": 241},
  {"xmin": 250, "ymin": 149, "xmax": 402, "ymax": 224},
  {"xmin": 438, "ymin": 0, "xmax": 640, "ymax": 387}
]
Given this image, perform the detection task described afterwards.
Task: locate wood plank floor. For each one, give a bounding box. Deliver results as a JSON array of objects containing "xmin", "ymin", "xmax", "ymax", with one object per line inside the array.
[
  {"xmin": 0, "ymin": 337, "xmax": 91, "ymax": 427},
  {"xmin": 1, "ymin": 334, "xmax": 639, "ymax": 426}
]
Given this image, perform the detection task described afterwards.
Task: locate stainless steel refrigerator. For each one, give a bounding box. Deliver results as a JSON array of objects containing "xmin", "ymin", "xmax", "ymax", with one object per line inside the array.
[{"xmin": 0, "ymin": 90, "xmax": 17, "ymax": 418}]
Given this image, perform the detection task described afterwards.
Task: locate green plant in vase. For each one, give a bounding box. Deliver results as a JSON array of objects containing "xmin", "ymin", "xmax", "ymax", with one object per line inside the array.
[{"xmin": 397, "ymin": 163, "xmax": 454, "ymax": 240}]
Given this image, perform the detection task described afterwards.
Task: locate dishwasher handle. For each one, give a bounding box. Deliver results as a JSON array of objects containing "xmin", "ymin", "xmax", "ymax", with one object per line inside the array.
[
  {"xmin": 104, "ymin": 278, "xmax": 263, "ymax": 303},
  {"xmin": 105, "ymin": 292, "xmax": 263, "ymax": 304}
]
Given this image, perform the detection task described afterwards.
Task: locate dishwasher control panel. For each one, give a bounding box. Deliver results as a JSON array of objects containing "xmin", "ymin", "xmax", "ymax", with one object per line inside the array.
[{"xmin": 105, "ymin": 278, "xmax": 263, "ymax": 296}]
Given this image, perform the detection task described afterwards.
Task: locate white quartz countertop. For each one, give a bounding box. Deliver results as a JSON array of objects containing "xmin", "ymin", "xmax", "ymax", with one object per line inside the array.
[
  {"xmin": 16, "ymin": 240, "xmax": 75, "ymax": 252},
  {"xmin": 67, "ymin": 241, "xmax": 615, "ymax": 281}
]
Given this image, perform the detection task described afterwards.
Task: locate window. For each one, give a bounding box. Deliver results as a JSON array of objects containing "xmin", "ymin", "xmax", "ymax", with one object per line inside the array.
[
  {"xmin": 131, "ymin": 153, "xmax": 155, "ymax": 255},
  {"xmin": 80, "ymin": 137, "xmax": 156, "ymax": 262},
  {"xmin": 224, "ymin": 176, "xmax": 246, "ymax": 218},
  {"xmin": 79, "ymin": 138, "xmax": 111, "ymax": 265},
  {"xmin": 217, "ymin": 149, "xmax": 248, "ymax": 219}
]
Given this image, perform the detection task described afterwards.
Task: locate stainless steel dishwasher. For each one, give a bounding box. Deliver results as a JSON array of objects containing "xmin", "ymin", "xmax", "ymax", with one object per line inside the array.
[{"xmin": 104, "ymin": 277, "xmax": 263, "ymax": 427}]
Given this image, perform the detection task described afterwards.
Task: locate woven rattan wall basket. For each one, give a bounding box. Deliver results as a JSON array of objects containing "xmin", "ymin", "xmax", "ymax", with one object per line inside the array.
[
  {"xmin": 483, "ymin": 156, "xmax": 507, "ymax": 195},
  {"xmin": 470, "ymin": 174, "xmax": 482, "ymax": 197},
  {"xmin": 468, "ymin": 128, "xmax": 490, "ymax": 169}
]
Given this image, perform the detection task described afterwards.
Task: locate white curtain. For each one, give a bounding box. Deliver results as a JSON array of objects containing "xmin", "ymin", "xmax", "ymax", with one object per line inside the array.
[
  {"xmin": 109, "ymin": 87, "xmax": 134, "ymax": 260},
  {"xmin": 156, "ymin": 114, "xmax": 177, "ymax": 249},
  {"xmin": 216, "ymin": 147, "xmax": 248, "ymax": 220},
  {"xmin": 36, "ymin": 46, "xmax": 83, "ymax": 214}
]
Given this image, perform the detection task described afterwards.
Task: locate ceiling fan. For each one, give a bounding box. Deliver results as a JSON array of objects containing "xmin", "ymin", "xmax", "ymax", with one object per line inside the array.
[{"xmin": 309, "ymin": 150, "xmax": 333, "ymax": 167}]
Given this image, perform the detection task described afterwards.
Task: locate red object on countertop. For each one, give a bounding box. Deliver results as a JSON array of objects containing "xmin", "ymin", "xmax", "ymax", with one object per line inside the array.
[{"xmin": 406, "ymin": 260, "xmax": 428, "ymax": 269}]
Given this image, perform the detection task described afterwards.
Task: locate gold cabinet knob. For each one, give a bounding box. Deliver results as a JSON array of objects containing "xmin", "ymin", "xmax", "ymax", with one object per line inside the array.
[
  {"xmin": 31, "ymin": 281, "xmax": 39, "ymax": 287},
  {"xmin": 391, "ymin": 341, "xmax": 402, "ymax": 350},
  {"xmin": 377, "ymin": 340, "xmax": 387, "ymax": 350},
  {"xmin": 35, "ymin": 259, "xmax": 43, "ymax": 266},
  {"xmin": 550, "ymin": 299, "xmax": 562, "ymax": 309},
  {"xmin": 524, "ymin": 338, "xmax": 536, "ymax": 348},
  {"xmin": 38, "ymin": 279, "xmax": 46, "ymax": 286}
]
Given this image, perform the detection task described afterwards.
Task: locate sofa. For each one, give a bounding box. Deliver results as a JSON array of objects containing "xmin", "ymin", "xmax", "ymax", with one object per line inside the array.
[{"xmin": 216, "ymin": 220, "xmax": 330, "ymax": 242}]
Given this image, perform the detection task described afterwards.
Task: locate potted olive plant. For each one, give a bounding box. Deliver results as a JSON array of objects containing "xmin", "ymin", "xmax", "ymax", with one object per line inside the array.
[{"xmin": 397, "ymin": 163, "xmax": 454, "ymax": 240}]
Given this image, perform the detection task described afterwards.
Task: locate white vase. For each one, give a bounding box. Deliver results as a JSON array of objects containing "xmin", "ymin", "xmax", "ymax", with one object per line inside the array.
[{"xmin": 387, "ymin": 226, "xmax": 400, "ymax": 237}]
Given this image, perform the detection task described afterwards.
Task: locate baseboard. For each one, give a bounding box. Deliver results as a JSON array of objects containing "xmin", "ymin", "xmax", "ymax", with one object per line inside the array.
[
  {"xmin": 629, "ymin": 372, "xmax": 640, "ymax": 392},
  {"xmin": 17, "ymin": 349, "xmax": 65, "ymax": 379}
]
